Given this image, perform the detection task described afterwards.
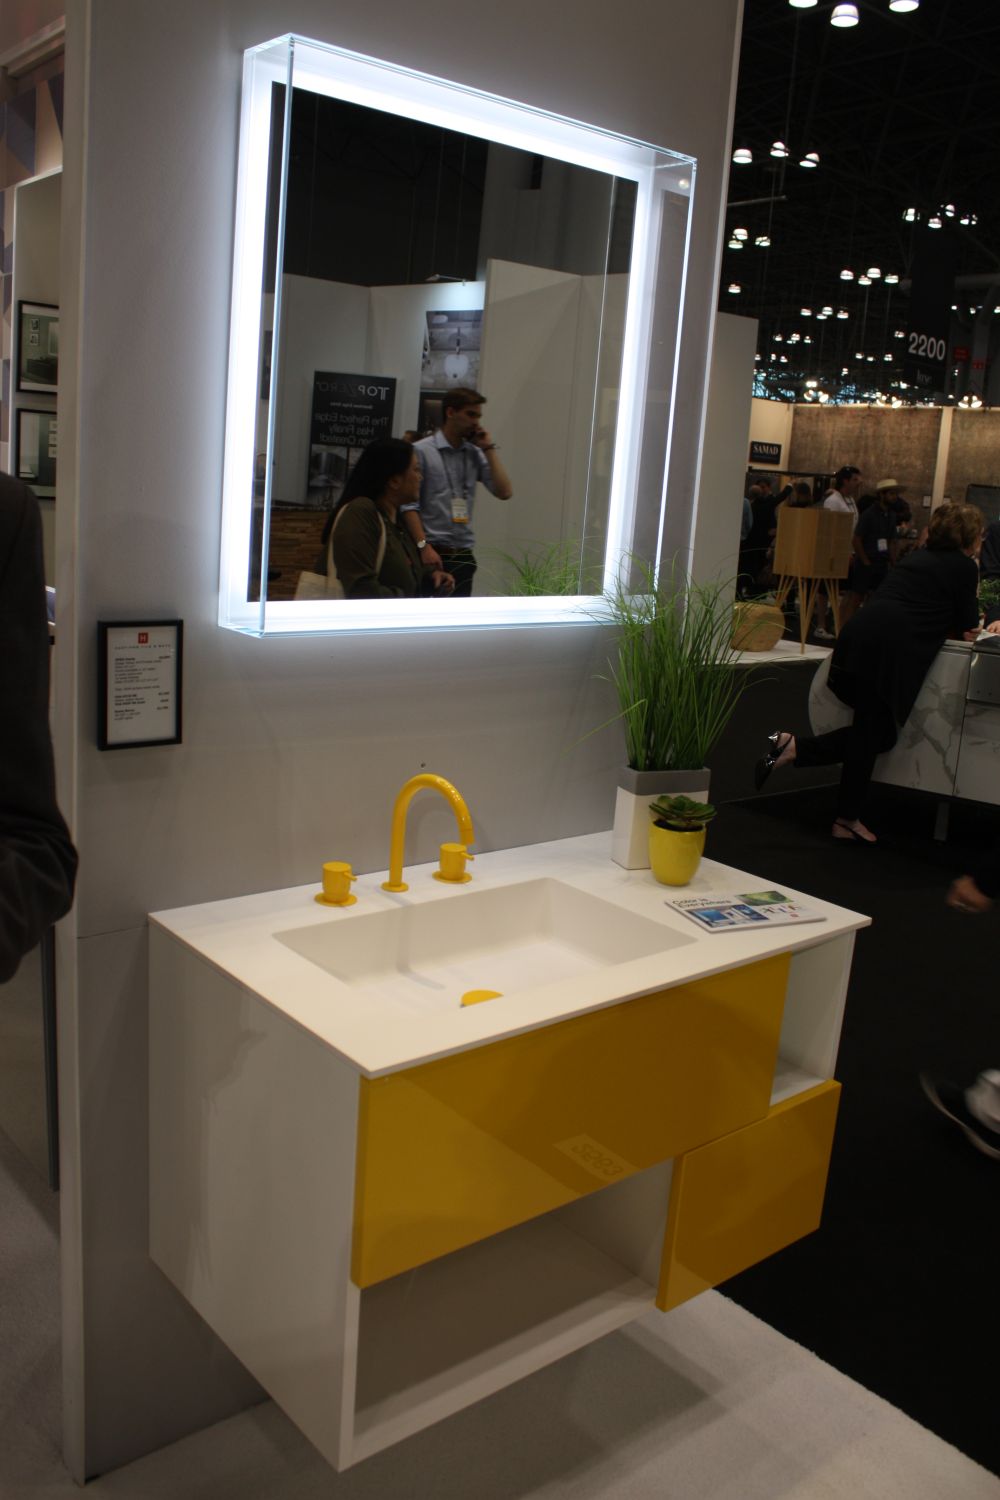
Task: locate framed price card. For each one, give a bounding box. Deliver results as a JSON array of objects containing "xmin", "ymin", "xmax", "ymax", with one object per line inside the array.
[{"xmin": 98, "ymin": 620, "xmax": 183, "ymax": 750}]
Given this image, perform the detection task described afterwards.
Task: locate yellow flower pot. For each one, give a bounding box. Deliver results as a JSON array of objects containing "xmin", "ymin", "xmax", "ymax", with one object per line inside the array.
[{"xmin": 648, "ymin": 822, "xmax": 706, "ymax": 886}]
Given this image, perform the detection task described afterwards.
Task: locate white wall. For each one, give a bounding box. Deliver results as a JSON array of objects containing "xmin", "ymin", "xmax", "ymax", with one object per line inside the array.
[
  {"xmin": 56, "ymin": 0, "xmax": 743, "ymax": 1479},
  {"xmin": 749, "ymin": 396, "xmax": 794, "ymax": 471},
  {"xmin": 692, "ymin": 312, "xmax": 758, "ymax": 589}
]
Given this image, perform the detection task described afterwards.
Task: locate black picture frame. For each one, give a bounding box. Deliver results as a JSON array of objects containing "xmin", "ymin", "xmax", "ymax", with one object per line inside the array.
[
  {"xmin": 97, "ymin": 620, "xmax": 184, "ymax": 751},
  {"xmin": 16, "ymin": 301, "xmax": 59, "ymax": 394},
  {"xmin": 15, "ymin": 407, "xmax": 58, "ymax": 498}
]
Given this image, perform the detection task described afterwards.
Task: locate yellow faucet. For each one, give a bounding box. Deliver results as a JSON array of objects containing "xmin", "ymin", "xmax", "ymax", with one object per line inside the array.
[{"xmin": 382, "ymin": 774, "xmax": 474, "ymax": 893}]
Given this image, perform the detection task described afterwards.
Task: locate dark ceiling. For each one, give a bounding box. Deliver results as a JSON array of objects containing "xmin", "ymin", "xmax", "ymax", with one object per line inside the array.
[{"xmin": 723, "ymin": 0, "xmax": 1000, "ymax": 401}]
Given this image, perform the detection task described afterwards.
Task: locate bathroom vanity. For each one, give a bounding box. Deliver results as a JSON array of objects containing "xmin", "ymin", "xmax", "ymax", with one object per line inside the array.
[{"xmin": 149, "ymin": 833, "xmax": 868, "ymax": 1471}]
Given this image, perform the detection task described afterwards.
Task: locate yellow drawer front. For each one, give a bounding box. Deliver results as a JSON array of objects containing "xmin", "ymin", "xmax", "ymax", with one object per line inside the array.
[
  {"xmin": 657, "ymin": 1079, "xmax": 841, "ymax": 1311},
  {"xmin": 352, "ymin": 954, "xmax": 789, "ymax": 1287}
]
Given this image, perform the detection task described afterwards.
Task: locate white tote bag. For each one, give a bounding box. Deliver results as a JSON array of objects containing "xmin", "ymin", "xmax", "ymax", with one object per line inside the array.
[{"xmin": 294, "ymin": 502, "xmax": 386, "ymax": 601}]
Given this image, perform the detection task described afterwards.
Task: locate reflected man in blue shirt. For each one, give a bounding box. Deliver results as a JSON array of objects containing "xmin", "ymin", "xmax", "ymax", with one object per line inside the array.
[{"xmin": 400, "ymin": 387, "xmax": 513, "ymax": 597}]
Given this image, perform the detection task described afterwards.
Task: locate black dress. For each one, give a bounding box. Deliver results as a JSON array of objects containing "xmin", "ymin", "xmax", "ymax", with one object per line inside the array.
[
  {"xmin": 828, "ymin": 546, "xmax": 980, "ymax": 726},
  {"xmin": 0, "ymin": 474, "xmax": 78, "ymax": 981}
]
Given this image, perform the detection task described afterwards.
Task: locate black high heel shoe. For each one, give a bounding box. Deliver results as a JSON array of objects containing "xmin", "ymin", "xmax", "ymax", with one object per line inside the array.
[{"xmin": 754, "ymin": 731, "xmax": 792, "ymax": 792}]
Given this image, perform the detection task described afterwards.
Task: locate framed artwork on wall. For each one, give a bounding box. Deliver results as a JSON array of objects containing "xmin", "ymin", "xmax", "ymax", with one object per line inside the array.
[
  {"xmin": 17, "ymin": 301, "xmax": 60, "ymax": 393},
  {"xmin": 15, "ymin": 408, "xmax": 58, "ymax": 498}
]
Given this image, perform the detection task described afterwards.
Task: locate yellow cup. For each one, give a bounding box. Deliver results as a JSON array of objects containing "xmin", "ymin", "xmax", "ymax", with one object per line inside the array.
[{"xmin": 320, "ymin": 860, "xmax": 356, "ymax": 905}]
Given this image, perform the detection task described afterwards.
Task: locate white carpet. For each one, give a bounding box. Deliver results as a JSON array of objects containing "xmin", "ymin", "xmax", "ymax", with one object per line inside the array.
[{"xmin": 2, "ymin": 1122, "xmax": 998, "ymax": 1500}]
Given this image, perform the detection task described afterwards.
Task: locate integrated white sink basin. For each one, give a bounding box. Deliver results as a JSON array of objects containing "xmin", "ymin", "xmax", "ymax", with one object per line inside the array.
[{"xmin": 275, "ymin": 876, "xmax": 694, "ymax": 1013}]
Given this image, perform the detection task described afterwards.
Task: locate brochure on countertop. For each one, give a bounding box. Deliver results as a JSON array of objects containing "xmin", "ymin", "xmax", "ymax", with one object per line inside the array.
[{"xmin": 668, "ymin": 888, "xmax": 825, "ymax": 933}]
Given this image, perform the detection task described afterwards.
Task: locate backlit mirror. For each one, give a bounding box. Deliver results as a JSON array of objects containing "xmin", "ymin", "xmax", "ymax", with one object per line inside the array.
[{"xmin": 219, "ymin": 36, "xmax": 695, "ymax": 634}]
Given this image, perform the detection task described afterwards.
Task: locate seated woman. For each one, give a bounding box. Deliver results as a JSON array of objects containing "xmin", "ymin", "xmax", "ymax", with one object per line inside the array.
[
  {"xmin": 321, "ymin": 439, "xmax": 455, "ymax": 600},
  {"xmin": 754, "ymin": 501, "xmax": 983, "ymax": 845}
]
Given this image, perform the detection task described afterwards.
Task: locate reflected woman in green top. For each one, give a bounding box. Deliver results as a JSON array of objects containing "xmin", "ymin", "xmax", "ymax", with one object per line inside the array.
[{"xmin": 321, "ymin": 440, "xmax": 455, "ymax": 601}]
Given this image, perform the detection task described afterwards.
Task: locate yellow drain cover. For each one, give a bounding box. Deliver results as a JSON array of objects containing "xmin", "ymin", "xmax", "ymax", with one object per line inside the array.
[{"xmin": 460, "ymin": 989, "xmax": 503, "ymax": 1007}]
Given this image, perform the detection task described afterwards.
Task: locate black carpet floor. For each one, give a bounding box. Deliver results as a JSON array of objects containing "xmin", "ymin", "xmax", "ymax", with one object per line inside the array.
[{"xmin": 705, "ymin": 782, "xmax": 1000, "ymax": 1477}]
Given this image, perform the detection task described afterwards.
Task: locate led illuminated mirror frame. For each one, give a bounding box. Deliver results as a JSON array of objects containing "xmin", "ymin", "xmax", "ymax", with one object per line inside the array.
[{"xmin": 219, "ymin": 35, "xmax": 696, "ymax": 635}]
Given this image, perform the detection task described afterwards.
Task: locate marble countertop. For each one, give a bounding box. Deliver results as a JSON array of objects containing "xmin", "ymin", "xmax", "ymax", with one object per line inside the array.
[{"xmin": 150, "ymin": 832, "xmax": 870, "ymax": 1077}]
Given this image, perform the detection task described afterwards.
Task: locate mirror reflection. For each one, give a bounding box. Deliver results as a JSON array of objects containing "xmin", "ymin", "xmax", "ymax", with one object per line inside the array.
[{"xmin": 255, "ymin": 86, "xmax": 636, "ymax": 602}]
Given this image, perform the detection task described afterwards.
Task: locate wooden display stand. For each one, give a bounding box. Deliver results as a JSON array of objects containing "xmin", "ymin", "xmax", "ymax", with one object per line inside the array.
[{"xmin": 772, "ymin": 507, "xmax": 854, "ymax": 652}]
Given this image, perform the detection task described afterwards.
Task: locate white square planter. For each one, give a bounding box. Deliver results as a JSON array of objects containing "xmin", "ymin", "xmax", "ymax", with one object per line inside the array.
[{"xmin": 611, "ymin": 768, "xmax": 711, "ymax": 870}]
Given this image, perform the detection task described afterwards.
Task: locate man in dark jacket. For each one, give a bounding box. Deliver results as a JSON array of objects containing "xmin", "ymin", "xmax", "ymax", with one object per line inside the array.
[{"xmin": 0, "ymin": 473, "xmax": 77, "ymax": 983}]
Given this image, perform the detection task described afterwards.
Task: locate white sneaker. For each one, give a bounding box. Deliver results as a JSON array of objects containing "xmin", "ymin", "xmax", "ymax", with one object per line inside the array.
[{"xmin": 814, "ymin": 627, "xmax": 836, "ymax": 641}]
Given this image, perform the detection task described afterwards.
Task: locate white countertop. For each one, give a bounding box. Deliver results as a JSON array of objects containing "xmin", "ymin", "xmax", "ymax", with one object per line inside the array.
[{"xmin": 150, "ymin": 832, "xmax": 870, "ymax": 1077}]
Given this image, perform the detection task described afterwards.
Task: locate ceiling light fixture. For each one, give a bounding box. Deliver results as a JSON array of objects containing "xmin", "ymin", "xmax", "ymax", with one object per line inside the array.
[
  {"xmin": 831, "ymin": 3, "xmax": 860, "ymax": 25},
  {"xmin": 728, "ymin": 283, "xmax": 741, "ymax": 293},
  {"xmin": 801, "ymin": 306, "xmax": 813, "ymax": 316},
  {"xmin": 770, "ymin": 140, "xmax": 790, "ymax": 158},
  {"xmin": 858, "ymin": 274, "xmax": 872, "ymax": 286},
  {"xmin": 866, "ymin": 267, "xmax": 882, "ymax": 278},
  {"xmin": 732, "ymin": 146, "xmax": 753, "ymax": 165},
  {"xmin": 903, "ymin": 207, "xmax": 918, "ymax": 222},
  {"xmin": 754, "ymin": 234, "xmax": 771, "ymax": 247},
  {"xmin": 889, "ymin": 0, "xmax": 920, "ymax": 11},
  {"xmin": 799, "ymin": 151, "xmax": 820, "ymax": 168},
  {"xmin": 788, "ymin": 0, "xmax": 818, "ymax": 8},
  {"xmin": 727, "ymin": 236, "xmax": 743, "ymax": 249},
  {"xmin": 733, "ymin": 227, "xmax": 748, "ymax": 240},
  {"xmin": 840, "ymin": 268, "xmax": 855, "ymax": 281},
  {"xmin": 885, "ymin": 272, "xmax": 899, "ymax": 284},
  {"xmin": 837, "ymin": 309, "xmax": 849, "ymax": 319},
  {"xmin": 928, "ymin": 214, "xmax": 942, "ymax": 229}
]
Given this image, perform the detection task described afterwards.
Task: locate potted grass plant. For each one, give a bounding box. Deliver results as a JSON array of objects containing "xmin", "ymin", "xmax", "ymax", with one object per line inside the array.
[
  {"xmin": 647, "ymin": 794, "xmax": 716, "ymax": 886},
  {"xmin": 599, "ymin": 557, "xmax": 754, "ymax": 869}
]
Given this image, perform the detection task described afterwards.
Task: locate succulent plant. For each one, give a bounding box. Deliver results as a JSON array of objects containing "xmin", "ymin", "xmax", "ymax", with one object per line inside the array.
[{"xmin": 648, "ymin": 794, "xmax": 717, "ymax": 832}]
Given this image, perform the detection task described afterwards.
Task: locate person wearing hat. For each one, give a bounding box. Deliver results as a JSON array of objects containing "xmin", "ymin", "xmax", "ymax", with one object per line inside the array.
[{"xmin": 849, "ymin": 477, "xmax": 903, "ymax": 602}]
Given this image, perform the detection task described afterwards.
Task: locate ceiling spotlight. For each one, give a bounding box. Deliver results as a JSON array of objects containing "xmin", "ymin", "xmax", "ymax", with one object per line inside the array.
[
  {"xmin": 885, "ymin": 272, "xmax": 899, "ymax": 284},
  {"xmin": 959, "ymin": 212, "xmax": 971, "ymax": 226},
  {"xmin": 884, "ymin": 353, "xmax": 893, "ymax": 361},
  {"xmin": 855, "ymin": 352, "xmax": 864, "ymax": 360},
  {"xmin": 780, "ymin": 355, "xmax": 789, "ymax": 363},
  {"xmin": 754, "ymin": 234, "xmax": 771, "ymax": 247},
  {"xmin": 928, "ymin": 214, "xmax": 942, "ymax": 229},
  {"xmin": 903, "ymin": 207, "xmax": 918, "ymax": 222},
  {"xmin": 727, "ymin": 237, "xmax": 743, "ymax": 249},
  {"xmin": 770, "ymin": 353, "xmax": 777, "ymax": 362},
  {"xmin": 894, "ymin": 329, "xmax": 905, "ymax": 337},
  {"xmin": 840, "ymin": 268, "xmax": 855, "ymax": 281},
  {"xmin": 944, "ymin": 203, "xmax": 956, "ymax": 218},
  {"xmin": 801, "ymin": 306, "xmax": 813, "ymax": 316},
  {"xmin": 733, "ymin": 228, "xmax": 748, "ymax": 240},
  {"xmin": 841, "ymin": 367, "xmax": 850, "ymax": 376},
  {"xmin": 866, "ymin": 355, "xmax": 875, "ymax": 362},
  {"xmin": 858, "ymin": 275, "xmax": 873, "ymax": 286},
  {"xmin": 821, "ymin": 306, "xmax": 834, "ymax": 315},
  {"xmin": 889, "ymin": 0, "xmax": 920, "ymax": 11},
  {"xmin": 837, "ymin": 309, "xmax": 849, "ymax": 319},
  {"xmin": 789, "ymin": 0, "xmax": 818, "ymax": 7},
  {"xmin": 818, "ymin": 391, "xmax": 830, "ymax": 402},
  {"xmin": 727, "ymin": 283, "xmax": 741, "ymax": 294},
  {"xmin": 816, "ymin": 313, "xmax": 829, "ymax": 321},
  {"xmin": 805, "ymin": 379, "xmax": 818, "ymax": 388},
  {"xmin": 732, "ymin": 146, "xmax": 753, "ymax": 165},
  {"xmin": 799, "ymin": 151, "xmax": 820, "ymax": 168},
  {"xmin": 770, "ymin": 140, "xmax": 790, "ymax": 158},
  {"xmin": 773, "ymin": 333, "xmax": 784, "ymax": 342},
  {"xmin": 831, "ymin": 3, "xmax": 860, "ymax": 25},
  {"xmin": 803, "ymin": 335, "xmax": 813, "ymax": 343},
  {"xmin": 866, "ymin": 267, "xmax": 882, "ymax": 278}
]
